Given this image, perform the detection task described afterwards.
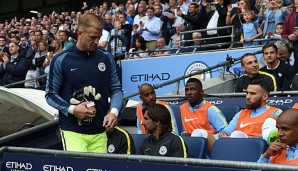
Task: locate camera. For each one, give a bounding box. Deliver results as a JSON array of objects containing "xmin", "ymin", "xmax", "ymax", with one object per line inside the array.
[
  {"xmin": 232, "ymin": 3, "xmax": 238, "ymax": 8},
  {"xmin": 48, "ymin": 46, "xmax": 55, "ymax": 52},
  {"xmin": 121, "ymin": 24, "xmax": 126, "ymax": 30}
]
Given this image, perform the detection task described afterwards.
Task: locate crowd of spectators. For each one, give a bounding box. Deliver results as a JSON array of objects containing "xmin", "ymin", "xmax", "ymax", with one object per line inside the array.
[{"xmin": 0, "ymin": 0, "xmax": 298, "ymax": 89}]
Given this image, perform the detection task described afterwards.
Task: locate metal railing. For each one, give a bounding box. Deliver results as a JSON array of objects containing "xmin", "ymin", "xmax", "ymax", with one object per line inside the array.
[
  {"xmin": 179, "ymin": 25, "xmax": 235, "ymax": 46},
  {"xmin": 3, "ymin": 74, "xmax": 48, "ymax": 88},
  {"xmin": 126, "ymin": 25, "xmax": 237, "ymax": 58},
  {"xmin": 126, "ymin": 25, "xmax": 283, "ymax": 58},
  {"xmin": 0, "ymin": 146, "xmax": 297, "ymax": 171},
  {"xmin": 156, "ymin": 91, "xmax": 298, "ymax": 100}
]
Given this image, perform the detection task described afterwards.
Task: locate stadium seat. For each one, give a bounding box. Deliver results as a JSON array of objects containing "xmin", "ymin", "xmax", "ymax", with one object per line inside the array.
[
  {"xmin": 182, "ymin": 136, "xmax": 208, "ymax": 159},
  {"xmin": 169, "ymin": 105, "xmax": 183, "ymax": 135},
  {"xmin": 233, "ymin": 67, "xmax": 245, "ymax": 77},
  {"xmin": 273, "ymin": 105, "xmax": 291, "ymax": 112},
  {"xmin": 217, "ymin": 105, "xmax": 242, "ymax": 123},
  {"xmin": 211, "ymin": 138, "xmax": 268, "ymax": 162},
  {"xmin": 131, "ymin": 134, "xmax": 149, "ymax": 154}
]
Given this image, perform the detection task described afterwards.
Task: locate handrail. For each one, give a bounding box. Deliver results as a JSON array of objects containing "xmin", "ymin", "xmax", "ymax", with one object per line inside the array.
[
  {"xmin": 3, "ymin": 74, "xmax": 48, "ymax": 88},
  {"xmin": 126, "ymin": 25, "xmax": 236, "ymax": 58},
  {"xmin": 125, "ymin": 26, "xmax": 282, "ymax": 58},
  {"xmin": 0, "ymin": 146, "xmax": 297, "ymax": 170},
  {"xmin": 179, "ymin": 25, "xmax": 235, "ymax": 46},
  {"xmin": 126, "ymin": 42, "xmax": 234, "ymax": 58},
  {"xmin": 180, "ymin": 25, "xmax": 235, "ymax": 34},
  {"xmin": 156, "ymin": 90, "xmax": 298, "ymax": 99},
  {"xmin": 180, "ymin": 25, "xmax": 235, "ymax": 42}
]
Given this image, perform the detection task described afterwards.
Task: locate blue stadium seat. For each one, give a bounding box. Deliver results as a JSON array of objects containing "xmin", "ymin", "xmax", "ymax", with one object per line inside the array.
[
  {"xmin": 211, "ymin": 138, "xmax": 268, "ymax": 162},
  {"xmin": 217, "ymin": 105, "xmax": 242, "ymax": 123},
  {"xmin": 233, "ymin": 67, "xmax": 245, "ymax": 77},
  {"xmin": 169, "ymin": 105, "xmax": 183, "ymax": 135},
  {"xmin": 182, "ymin": 136, "xmax": 208, "ymax": 159},
  {"xmin": 131, "ymin": 134, "xmax": 149, "ymax": 154},
  {"xmin": 273, "ymin": 105, "xmax": 291, "ymax": 112}
]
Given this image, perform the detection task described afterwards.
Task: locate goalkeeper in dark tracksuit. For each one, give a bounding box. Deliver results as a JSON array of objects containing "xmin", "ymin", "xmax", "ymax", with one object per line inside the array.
[{"xmin": 45, "ymin": 13, "xmax": 123, "ymax": 153}]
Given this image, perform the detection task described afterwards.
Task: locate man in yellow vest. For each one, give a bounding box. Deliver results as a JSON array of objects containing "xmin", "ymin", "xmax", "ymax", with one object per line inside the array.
[
  {"xmin": 136, "ymin": 83, "xmax": 178, "ymax": 134},
  {"xmin": 258, "ymin": 108, "xmax": 298, "ymax": 165}
]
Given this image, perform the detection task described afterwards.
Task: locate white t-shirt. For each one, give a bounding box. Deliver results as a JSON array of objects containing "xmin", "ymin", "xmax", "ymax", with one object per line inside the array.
[{"xmin": 99, "ymin": 29, "xmax": 110, "ymax": 51}]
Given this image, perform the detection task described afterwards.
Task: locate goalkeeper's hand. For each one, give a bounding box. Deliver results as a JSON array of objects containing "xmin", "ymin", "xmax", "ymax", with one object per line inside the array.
[
  {"xmin": 69, "ymin": 86, "xmax": 101, "ymax": 125},
  {"xmin": 73, "ymin": 101, "xmax": 95, "ymax": 120}
]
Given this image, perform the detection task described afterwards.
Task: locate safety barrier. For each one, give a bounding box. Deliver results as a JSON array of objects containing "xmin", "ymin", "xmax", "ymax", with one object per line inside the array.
[
  {"xmin": 2, "ymin": 74, "xmax": 47, "ymax": 88},
  {"xmin": 126, "ymin": 25, "xmax": 237, "ymax": 58},
  {"xmin": 0, "ymin": 146, "xmax": 297, "ymax": 171},
  {"xmin": 126, "ymin": 25, "xmax": 282, "ymax": 58}
]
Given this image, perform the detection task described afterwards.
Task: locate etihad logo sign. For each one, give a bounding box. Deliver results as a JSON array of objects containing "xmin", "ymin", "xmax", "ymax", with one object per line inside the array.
[
  {"xmin": 6, "ymin": 161, "xmax": 32, "ymax": 170},
  {"xmin": 266, "ymin": 99, "xmax": 292, "ymax": 106},
  {"xmin": 43, "ymin": 165, "xmax": 73, "ymax": 171},
  {"xmin": 184, "ymin": 61, "xmax": 211, "ymax": 85},
  {"xmin": 131, "ymin": 73, "xmax": 170, "ymax": 82}
]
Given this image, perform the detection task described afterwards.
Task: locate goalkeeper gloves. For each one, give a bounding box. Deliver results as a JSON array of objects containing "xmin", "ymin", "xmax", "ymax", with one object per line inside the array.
[{"xmin": 70, "ymin": 85, "xmax": 101, "ymax": 126}]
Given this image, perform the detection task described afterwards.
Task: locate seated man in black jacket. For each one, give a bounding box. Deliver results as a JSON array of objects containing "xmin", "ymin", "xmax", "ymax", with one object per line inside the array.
[
  {"xmin": 107, "ymin": 126, "xmax": 136, "ymax": 154},
  {"xmin": 234, "ymin": 53, "xmax": 277, "ymax": 92},
  {"xmin": 0, "ymin": 42, "xmax": 28, "ymax": 87},
  {"xmin": 141, "ymin": 104, "xmax": 187, "ymax": 157},
  {"xmin": 260, "ymin": 43, "xmax": 295, "ymax": 91}
]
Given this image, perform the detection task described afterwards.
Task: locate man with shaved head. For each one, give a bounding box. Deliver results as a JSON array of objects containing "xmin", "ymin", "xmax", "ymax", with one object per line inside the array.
[
  {"xmin": 258, "ymin": 109, "xmax": 298, "ymax": 165},
  {"xmin": 136, "ymin": 83, "xmax": 178, "ymax": 134}
]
